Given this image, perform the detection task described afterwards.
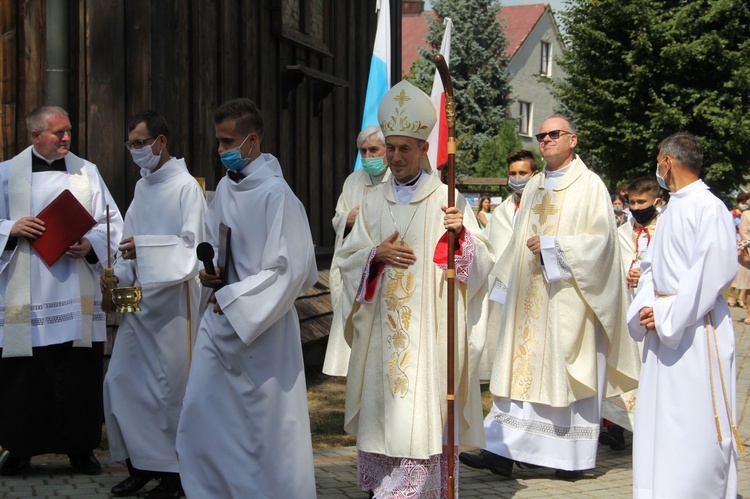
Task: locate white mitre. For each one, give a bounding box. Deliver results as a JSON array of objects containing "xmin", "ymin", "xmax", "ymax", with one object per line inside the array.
[{"xmin": 378, "ymin": 80, "xmax": 438, "ymax": 172}]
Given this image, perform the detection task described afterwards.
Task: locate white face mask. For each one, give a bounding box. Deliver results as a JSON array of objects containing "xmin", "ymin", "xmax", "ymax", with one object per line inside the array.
[
  {"xmin": 130, "ymin": 142, "xmax": 162, "ymax": 172},
  {"xmin": 508, "ymin": 176, "xmax": 531, "ymax": 195}
]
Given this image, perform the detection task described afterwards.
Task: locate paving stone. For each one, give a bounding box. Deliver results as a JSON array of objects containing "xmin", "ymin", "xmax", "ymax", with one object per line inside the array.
[{"xmin": 6, "ymin": 308, "xmax": 750, "ymax": 498}]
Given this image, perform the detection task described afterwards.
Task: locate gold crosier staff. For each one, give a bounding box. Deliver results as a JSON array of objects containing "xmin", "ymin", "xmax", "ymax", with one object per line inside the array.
[{"xmin": 433, "ymin": 53, "xmax": 458, "ymax": 499}]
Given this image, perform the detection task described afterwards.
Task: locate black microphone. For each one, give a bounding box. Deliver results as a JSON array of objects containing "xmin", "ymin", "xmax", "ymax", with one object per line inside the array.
[{"xmin": 196, "ymin": 242, "xmax": 216, "ymax": 275}]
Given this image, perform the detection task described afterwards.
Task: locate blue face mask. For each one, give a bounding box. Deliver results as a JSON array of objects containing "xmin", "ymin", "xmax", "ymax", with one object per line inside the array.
[
  {"xmin": 220, "ymin": 133, "xmax": 252, "ymax": 171},
  {"xmin": 361, "ymin": 155, "xmax": 386, "ymax": 176},
  {"xmin": 656, "ymin": 160, "xmax": 670, "ymax": 192}
]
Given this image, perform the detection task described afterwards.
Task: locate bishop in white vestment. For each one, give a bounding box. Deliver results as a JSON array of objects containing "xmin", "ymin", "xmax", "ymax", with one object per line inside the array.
[
  {"xmin": 336, "ymin": 81, "xmax": 493, "ymax": 497},
  {"xmin": 0, "ymin": 106, "xmax": 123, "ymax": 474},
  {"xmin": 103, "ymin": 111, "xmax": 206, "ymax": 497},
  {"xmin": 627, "ymin": 133, "xmax": 738, "ymax": 498},
  {"xmin": 324, "ymin": 126, "xmax": 390, "ymax": 377},
  {"xmin": 176, "ymin": 99, "xmax": 317, "ymax": 498}
]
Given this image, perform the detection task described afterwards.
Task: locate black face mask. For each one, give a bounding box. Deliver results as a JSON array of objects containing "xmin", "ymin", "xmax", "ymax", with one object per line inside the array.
[{"xmin": 630, "ymin": 205, "xmax": 657, "ymax": 225}]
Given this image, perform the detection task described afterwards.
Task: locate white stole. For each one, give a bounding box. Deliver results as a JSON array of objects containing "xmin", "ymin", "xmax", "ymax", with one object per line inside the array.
[{"xmin": 3, "ymin": 147, "xmax": 94, "ymax": 357}]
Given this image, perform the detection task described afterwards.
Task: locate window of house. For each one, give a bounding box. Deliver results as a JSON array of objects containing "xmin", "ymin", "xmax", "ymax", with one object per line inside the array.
[
  {"xmin": 518, "ymin": 101, "xmax": 532, "ymax": 136},
  {"xmin": 540, "ymin": 41, "xmax": 552, "ymax": 77}
]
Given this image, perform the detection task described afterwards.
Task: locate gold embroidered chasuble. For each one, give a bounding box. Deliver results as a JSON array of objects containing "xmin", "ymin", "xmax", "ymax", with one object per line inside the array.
[
  {"xmin": 490, "ymin": 157, "xmax": 640, "ymax": 408},
  {"xmin": 479, "ymin": 195, "xmax": 517, "ymax": 381},
  {"xmin": 336, "ymin": 172, "xmax": 493, "ymax": 459}
]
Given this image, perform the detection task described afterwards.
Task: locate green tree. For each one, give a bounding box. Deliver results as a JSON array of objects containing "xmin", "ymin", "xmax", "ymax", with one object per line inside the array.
[
  {"xmin": 556, "ymin": 0, "xmax": 750, "ymax": 197},
  {"xmin": 407, "ymin": 0, "xmax": 513, "ymax": 177},
  {"xmin": 475, "ymin": 119, "xmax": 523, "ymax": 180}
]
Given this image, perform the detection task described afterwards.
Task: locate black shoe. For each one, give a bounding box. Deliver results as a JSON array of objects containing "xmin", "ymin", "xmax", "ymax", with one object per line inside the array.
[
  {"xmin": 0, "ymin": 448, "xmax": 9, "ymax": 469},
  {"xmin": 554, "ymin": 469, "xmax": 585, "ymax": 479},
  {"xmin": 598, "ymin": 425, "xmax": 626, "ymax": 451},
  {"xmin": 458, "ymin": 449, "xmax": 514, "ymax": 477},
  {"xmin": 0, "ymin": 455, "xmax": 31, "ymax": 476},
  {"xmin": 111, "ymin": 475, "xmax": 152, "ymax": 496},
  {"xmin": 143, "ymin": 476, "xmax": 185, "ymax": 499},
  {"xmin": 68, "ymin": 452, "xmax": 102, "ymax": 475}
]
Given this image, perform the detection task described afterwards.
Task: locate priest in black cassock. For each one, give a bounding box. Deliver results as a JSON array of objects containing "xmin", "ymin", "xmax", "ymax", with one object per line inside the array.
[{"xmin": 0, "ymin": 105, "xmax": 123, "ymax": 475}]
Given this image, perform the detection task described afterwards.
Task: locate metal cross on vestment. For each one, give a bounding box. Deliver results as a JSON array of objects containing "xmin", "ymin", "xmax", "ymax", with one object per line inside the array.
[{"xmin": 532, "ymin": 193, "xmax": 559, "ymax": 225}]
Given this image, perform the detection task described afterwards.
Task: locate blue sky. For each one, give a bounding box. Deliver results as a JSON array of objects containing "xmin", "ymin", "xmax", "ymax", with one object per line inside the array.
[{"xmin": 424, "ymin": 0, "xmax": 568, "ymax": 13}]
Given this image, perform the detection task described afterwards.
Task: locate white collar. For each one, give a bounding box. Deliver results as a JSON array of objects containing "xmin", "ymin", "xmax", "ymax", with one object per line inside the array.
[
  {"xmin": 31, "ymin": 147, "xmax": 56, "ymax": 165},
  {"xmin": 545, "ymin": 161, "xmax": 572, "ymax": 178},
  {"xmin": 392, "ymin": 171, "xmax": 427, "ymax": 205}
]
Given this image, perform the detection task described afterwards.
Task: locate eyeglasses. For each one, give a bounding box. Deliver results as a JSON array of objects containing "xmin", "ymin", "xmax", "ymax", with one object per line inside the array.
[
  {"xmin": 535, "ymin": 130, "xmax": 572, "ymax": 143},
  {"xmin": 124, "ymin": 137, "xmax": 155, "ymax": 150}
]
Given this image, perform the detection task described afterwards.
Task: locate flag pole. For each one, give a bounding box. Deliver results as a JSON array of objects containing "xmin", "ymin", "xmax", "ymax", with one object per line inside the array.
[{"xmin": 433, "ymin": 52, "xmax": 457, "ymax": 499}]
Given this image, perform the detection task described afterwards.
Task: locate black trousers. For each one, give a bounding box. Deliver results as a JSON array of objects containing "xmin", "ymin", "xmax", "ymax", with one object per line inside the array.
[{"xmin": 0, "ymin": 342, "xmax": 104, "ymax": 456}]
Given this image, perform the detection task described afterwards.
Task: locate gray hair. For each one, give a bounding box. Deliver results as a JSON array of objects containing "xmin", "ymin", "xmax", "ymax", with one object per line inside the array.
[
  {"xmin": 545, "ymin": 113, "xmax": 576, "ymax": 133},
  {"xmin": 356, "ymin": 126, "xmax": 385, "ymax": 149},
  {"xmin": 659, "ymin": 132, "xmax": 702, "ymax": 174},
  {"xmin": 26, "ymin": 105, "xmax": 68, "ymax": 133}
]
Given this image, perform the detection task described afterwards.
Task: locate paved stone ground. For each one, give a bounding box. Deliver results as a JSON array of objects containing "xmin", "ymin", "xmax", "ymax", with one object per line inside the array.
[{"xmin": 3, "ymin": 305, "xmax": 750, "ymax": 498}]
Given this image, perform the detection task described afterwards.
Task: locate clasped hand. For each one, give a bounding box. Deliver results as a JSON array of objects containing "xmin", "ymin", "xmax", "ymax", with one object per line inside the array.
[{"xmin": 639, "ymin": 307, "xmax": 655, "ymax": 331}]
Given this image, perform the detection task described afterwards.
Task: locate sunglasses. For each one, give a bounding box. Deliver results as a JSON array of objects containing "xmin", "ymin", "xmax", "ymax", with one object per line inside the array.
[{"xmin": 535, "ymin": 130, "xmax": 572, "ymax": 143}]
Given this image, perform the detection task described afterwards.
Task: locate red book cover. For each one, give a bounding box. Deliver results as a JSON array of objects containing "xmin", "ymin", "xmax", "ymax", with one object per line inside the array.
[{"xmin": 30, "ymin": 189, "xmax": 97, "ymax": 266}]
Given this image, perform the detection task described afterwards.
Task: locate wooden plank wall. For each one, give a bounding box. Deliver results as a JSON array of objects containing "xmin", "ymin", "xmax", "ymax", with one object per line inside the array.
[
  {"xmin": 0, "ymin": 1, "xmax": 45, "ymax": 161},
  {"xmin": 0, "ymin": 0, "xmax": 392, "ymax": 252},
  {"xmin": 0, "ymin": 0, "xmax": 17, "ymax": 161}
]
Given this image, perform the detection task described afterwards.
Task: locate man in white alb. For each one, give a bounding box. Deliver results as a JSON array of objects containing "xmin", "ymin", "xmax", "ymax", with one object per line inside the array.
[
  {"xmin": 176, "ymin": 98, "xmax": 318, "ymax": 498},
  {"xmin": 628, "ymin": 132, "xmax": 738, "ymax": 498},
  {"xmin": 103, "ymin": 110, "xmax": 206, "ymax": 498}
]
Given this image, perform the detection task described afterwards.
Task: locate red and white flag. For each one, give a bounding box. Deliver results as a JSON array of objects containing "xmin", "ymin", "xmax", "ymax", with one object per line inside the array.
[{"xmin": 427, "ymin": 17, "xmax": 453, "ymax": 172}]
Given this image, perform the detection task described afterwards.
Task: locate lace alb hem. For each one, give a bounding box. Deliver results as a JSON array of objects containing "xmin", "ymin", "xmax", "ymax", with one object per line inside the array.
[
  {"xmin": 357, "ymin": 448, "xmax": 458, "ymax": 499},
  {"xmin": 489, "ymin": 412, "xmax": 600, "ymax": 441}
]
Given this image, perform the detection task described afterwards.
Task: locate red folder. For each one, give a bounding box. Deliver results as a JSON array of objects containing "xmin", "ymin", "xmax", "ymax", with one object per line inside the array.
[{"xmin": 30, "ymin": 189, "xmax": 97, "ymax": 266}]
